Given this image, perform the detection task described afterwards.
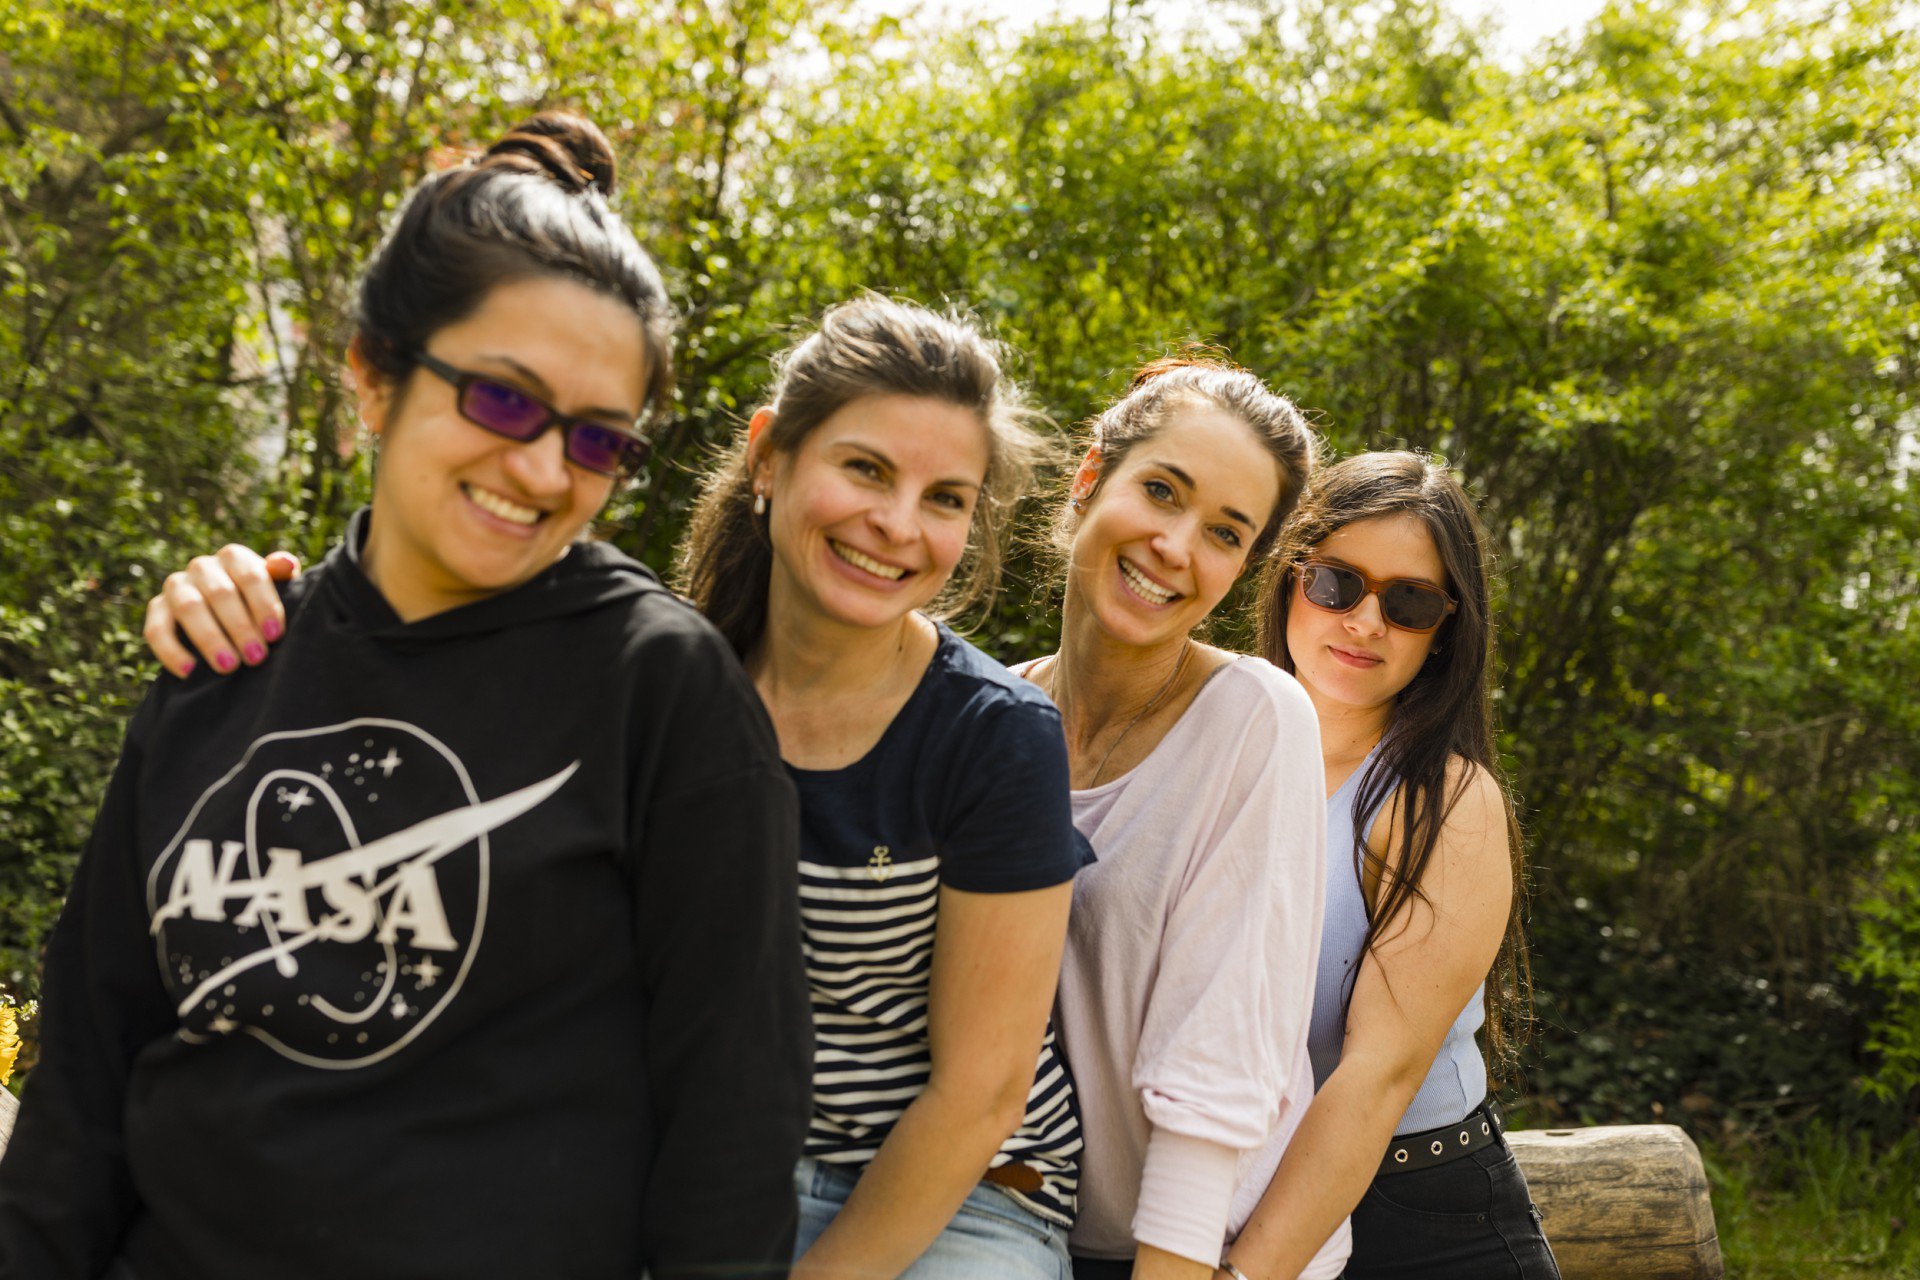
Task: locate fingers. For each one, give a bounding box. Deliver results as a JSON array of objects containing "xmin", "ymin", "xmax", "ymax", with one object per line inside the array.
[
  {"xmin": 144, "ymin": 545, "xmax": 285, "ymax": 677},
  {"xmin": 263, "ymin": 550, "xmax": 302, "ymax": 584},
  {"xmin": 219, "ymin": 544, "xmax": 294, "ymax": 647},
  {"xmin": 143, "ymin": 589, "xmax": 203, "ymax": 679}
]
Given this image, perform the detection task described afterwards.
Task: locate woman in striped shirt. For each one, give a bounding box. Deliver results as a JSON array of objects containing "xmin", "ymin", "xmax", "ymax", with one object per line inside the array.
[{"xmin": 678, "ymin": 296, "xmax": 1089, "ymax": 1279}]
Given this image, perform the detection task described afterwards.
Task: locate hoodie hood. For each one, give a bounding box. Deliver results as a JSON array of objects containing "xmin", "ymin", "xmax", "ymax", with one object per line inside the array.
[{"xmin": 307, "ymin": 507, "xmax": 664, "ymax": 645}]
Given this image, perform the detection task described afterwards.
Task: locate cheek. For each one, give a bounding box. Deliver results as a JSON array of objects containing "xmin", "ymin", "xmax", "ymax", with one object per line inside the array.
[
  {"xmin": 1284, "ymin": 598, "xmax": 1323, "ymax": 664},
  {"xmin": 929, "ymin": 514, "xmax": 975, "ymax": 573},
  {"xmin": 571, "ymin": 472, "xmax": 617, "ymax": 520}
]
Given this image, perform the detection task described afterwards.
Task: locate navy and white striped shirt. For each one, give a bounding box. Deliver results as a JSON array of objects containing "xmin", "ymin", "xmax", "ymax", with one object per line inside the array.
[{"xmin": 790, "ymin": 625, "xmax": 1092, "ymax": 1226}]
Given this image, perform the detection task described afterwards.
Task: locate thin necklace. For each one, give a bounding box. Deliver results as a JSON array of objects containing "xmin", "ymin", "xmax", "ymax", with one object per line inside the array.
[{"xmin": 1067, "ymin": 639, "xmax": 1195, "ymax": 788}]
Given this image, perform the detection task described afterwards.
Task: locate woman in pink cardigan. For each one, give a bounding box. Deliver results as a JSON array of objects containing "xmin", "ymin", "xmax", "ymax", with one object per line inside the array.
[{"xmin": 1016, "ymin": 356, "xmax": 1348, "ymax": 1280}]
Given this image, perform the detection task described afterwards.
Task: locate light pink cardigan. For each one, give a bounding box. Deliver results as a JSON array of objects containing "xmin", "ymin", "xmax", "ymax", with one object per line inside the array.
[{"xmin": 1051, "ymin": 658, "xmax": 1350, "ymax": 1276}]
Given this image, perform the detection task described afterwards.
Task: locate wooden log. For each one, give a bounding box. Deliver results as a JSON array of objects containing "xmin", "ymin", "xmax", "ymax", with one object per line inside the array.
[{"xmin": 1508, "ymin": 1124, "xmax": 1724, "ymax": 1279}]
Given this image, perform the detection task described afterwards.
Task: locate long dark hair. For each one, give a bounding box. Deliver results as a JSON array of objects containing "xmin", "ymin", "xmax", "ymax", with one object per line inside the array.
[
  {"xmin": 678, "ymin": 295, "xmax": 1047, "ymax": 657},
  {"xmin": 1255, "ymin": 450, "xmax": 1533, "ymax": 1082},
  {"xmin": 353, "ymin": 111, "xmax": 676, "ymax": 423}
]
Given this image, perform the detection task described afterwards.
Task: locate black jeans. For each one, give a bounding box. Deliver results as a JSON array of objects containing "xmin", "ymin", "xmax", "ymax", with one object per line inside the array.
[
  {"xmin": 1071, "ymin": 1136, "xmax": 1557, "ymax": 1280},
  {"xmin": 1346, "ymin": 1135, "xmax": 1560, "ymax": 1279}
]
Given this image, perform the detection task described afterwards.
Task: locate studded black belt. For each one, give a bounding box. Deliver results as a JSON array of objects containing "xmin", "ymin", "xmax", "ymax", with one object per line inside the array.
[{"xmin": 1378, "ymin": 1097, "xmax": 1505, "ymax": 1177}]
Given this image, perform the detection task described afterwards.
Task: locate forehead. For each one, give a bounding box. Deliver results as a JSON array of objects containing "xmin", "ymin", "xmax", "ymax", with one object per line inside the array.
[
  {"xmin": 1124, "ymin": 404, "xmax": 1282, "ymax": 522},
  {"xmin": 428, "ymin": 275, "xmax": 648, "ymax": 416},
  {"xmin": 805, "ymin": 393, "xmax": 991, "ymax": 478},
  {"xmin": 1316, "ymin": 512, "xmax": 1446, "ymax": 584}
]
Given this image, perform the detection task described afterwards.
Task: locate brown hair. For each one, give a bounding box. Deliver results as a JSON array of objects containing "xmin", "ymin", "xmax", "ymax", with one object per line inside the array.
[
  {"xmin": 1255, "ymin": 450, "xmax": 1533, "ymax": 1082},
  {"xmin": 677, "ymin": 296, "xmax": 1048, "ymax": 656},
  {"xmin": 353, "ymin": 111, "xmax": 675, "ymax": 424},
  {"xmin": 1051, "ymin": 353, "xmax": 1317, "ymax": 570}
]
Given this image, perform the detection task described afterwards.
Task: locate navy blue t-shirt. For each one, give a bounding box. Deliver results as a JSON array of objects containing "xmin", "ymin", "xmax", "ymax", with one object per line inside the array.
[{"xmin": 793, "ymin": 623, "xmax": 1092, "ymax": 1225}]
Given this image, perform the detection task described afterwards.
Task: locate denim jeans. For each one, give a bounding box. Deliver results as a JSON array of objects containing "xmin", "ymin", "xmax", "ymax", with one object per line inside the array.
[
  {"xmin": 794, "ymin": 1157, "xmax": 1074, "ymax": 1280},
  {"xmin": 1345, "ymin": 1136, "xmax": 1561, "ymax": 1279}
]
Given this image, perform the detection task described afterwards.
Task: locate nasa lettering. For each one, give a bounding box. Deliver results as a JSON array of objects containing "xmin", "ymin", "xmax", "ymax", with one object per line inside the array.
[{"xmin": 145, "ymin": 717, "xmax": 576, "ymax": 1069}]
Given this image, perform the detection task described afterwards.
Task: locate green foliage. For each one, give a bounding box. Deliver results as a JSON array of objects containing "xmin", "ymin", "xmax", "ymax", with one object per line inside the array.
[
  {"xmin": 1704, "ymin": 1122, "xmax": 1920, "ymax": 1278},
  {"xmin": 2, "ymin": 0, "xmax": 1916, "ymax": 1126}
]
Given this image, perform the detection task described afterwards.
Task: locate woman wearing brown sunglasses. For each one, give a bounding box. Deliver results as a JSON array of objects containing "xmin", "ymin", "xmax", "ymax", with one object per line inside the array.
[{"xmin": 1214, "ymin": 451, "xmax": 1557, "ymax": 1280}]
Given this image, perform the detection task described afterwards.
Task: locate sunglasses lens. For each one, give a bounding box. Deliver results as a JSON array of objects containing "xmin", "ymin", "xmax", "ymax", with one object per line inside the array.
[
  {"xmin": 462, "ymin": 378, "xmax": 549, "ymax": 440},
  {"xmin": 1383, "ymin": 583, "xmax": 1450, "ymax": 631},
  {"xmin": 1302, "ymin": 563, "xmax": 1363, "ymax": 611},
  {"xmin": 567, "ymin": 423, "xmax": 649, "ymax": 478}
]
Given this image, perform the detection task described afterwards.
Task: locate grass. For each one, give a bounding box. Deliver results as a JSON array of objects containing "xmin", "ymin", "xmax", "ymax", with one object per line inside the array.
[{"xmin": 1702, "ymin": 1122, "xmax": 1920, "ymax": 1278}]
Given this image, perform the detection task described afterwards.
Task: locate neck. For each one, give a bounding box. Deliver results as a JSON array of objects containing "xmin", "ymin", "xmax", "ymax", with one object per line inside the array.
[
  {"xmin": 1047, "ymin": 583, "xmax": 1191, "ymax": 737},
  {"xmin": 360, "ymin": 516, "xmax": 460, "ymax": 623},
  {"xmin": 750, "ymin": 581, "xmax": 924, "ymax": 703},
  {"xmin": 1305, "ymin": 682, "xmax": 1396, "ymax": 770}
]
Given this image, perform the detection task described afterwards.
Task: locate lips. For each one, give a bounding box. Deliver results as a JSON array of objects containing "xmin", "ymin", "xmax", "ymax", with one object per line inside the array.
[
  {"xmin": 828, "ymin": 538, "xmax": 909, "ymax": 582},
  {"xmin": 1330, "ymin": 645, "xmax": 1384, "ymax": 668},
  {"xmin": 1118, "ymin": 556, "xmax": 1179, "ymax": 606},
  {"xmin": 462, "ymin": 484, "xmax": 544, "ymax": 527}
]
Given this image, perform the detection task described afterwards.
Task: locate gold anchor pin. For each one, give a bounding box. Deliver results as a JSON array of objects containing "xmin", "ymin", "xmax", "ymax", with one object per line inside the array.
[{"xmin": 868, "ymin": 845, "xmax": 893, "ymax": 882}]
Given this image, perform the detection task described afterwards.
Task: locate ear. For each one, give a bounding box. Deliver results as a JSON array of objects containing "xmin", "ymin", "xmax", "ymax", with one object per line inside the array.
[
  {"xmin": 745, "ymin": 407, "xmax": 776, "ymax": 486},
  {"xmin": 1069, "ymin": 445, "xmax": 1104, "ymax": 506},
  {"xmin": 346, "ymin": 338, "xmax": 392, "ymax": 438}
]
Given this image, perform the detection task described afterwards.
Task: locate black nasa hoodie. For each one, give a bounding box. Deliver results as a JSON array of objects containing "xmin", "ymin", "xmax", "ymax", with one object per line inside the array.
[{"xmin": 0, "ymin": 509, "xmax": 811, "ymax": 1280}]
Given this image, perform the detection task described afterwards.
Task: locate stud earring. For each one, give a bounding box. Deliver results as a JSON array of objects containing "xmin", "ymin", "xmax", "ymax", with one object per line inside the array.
[{"xmin": 752, "ymin": 491, "xmax": 767, "ymax": 516}]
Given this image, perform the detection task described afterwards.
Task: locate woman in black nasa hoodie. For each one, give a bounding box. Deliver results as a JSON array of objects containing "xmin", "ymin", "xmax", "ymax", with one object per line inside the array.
[{"xmin": 0, "ymin": 113, "xmax": 811, "ymax": 1280}]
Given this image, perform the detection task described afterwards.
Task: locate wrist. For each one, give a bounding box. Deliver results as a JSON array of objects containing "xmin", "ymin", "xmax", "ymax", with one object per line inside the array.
[{"xmin": 1220, "ymin": 1263, "xmax": 1254, "ymax": 1280}]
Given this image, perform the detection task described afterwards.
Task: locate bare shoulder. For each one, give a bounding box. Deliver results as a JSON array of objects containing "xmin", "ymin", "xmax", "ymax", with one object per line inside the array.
[
  {"xmin": 1441, "ymin": 757, "xmax": 1511, "ymax": 842},
  {"xmin": 1372, "ymin": 755, "xmax": 1513, "ymax": 890}
]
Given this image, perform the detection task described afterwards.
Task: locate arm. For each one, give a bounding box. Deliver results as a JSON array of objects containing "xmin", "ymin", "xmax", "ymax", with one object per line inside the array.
[
  {"xmin": 792, "ymin": 880, "xmax": 1074, "ymax": 1280},
  {"xmin": 0, "ymin": 694, "xmax": 178, "ymax": 1276},
  {"xmin": 1219, "ymin": 763, "xmax": 1512, "ymax": 1280},
  {"xmin": 1130, "ymin": 676, "xmax": 1328, "ymax": 1275},
  {"xmin": 142, "ymin": 544, "xmax": 300, "ymax": 678},
  {"xmin": 633, "ymin": 634, "xmax": 812, "ymax": 1280}
]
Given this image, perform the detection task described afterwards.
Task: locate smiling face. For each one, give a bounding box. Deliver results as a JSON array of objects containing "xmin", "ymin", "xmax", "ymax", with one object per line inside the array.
[
  {"xmin": 1285, "ymin": 511, "xmax": 1448, "ymax": 715},
  {"xmin": 356, "ymin": 275, "xmax": 648, "ymax": 621},
  {"xmin": 756, "ymin": 392, "xmax": 991, "ymax": 637},
  {"xmin": 1068, "ymin": 404, "xmax": 1282, "ymax": 648}
]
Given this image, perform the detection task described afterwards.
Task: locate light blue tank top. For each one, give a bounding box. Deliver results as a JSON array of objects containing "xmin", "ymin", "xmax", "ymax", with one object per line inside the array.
[{"xmin": 1305, "ymin": 743, "xmax": 1489, "ymax": 1135}]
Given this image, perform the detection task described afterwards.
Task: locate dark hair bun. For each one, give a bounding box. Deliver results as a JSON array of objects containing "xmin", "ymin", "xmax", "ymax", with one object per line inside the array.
[{"xmin": 483, "ymin": 111, "xmax": 617, "ymax": 196}]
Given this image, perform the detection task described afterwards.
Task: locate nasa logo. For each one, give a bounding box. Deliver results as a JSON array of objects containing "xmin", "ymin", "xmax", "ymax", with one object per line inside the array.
[{"xmin": 146, "ymin": 718, "xmax": 576, "ymax": 1069}]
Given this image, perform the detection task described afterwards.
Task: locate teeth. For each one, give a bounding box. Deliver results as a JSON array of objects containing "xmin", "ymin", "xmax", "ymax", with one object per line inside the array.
[
  {"xmin": 466, "ymin": 485, "xmax": 541, "ymax": 526},
  {"xmin": 1120, "ymin": 558, "xmax": 1175, "ymax": 605},
  {"xmin": 832, "ymin": 540, "xmax": 906, "ymax": 581}
]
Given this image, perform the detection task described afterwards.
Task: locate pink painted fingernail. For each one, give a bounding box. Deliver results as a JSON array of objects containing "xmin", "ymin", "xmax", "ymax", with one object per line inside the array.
[
  {"xmin": 243, "ymin": 642, "xmax": 267, "ymax": 665},
  {"xmin": 262, "ymin": 617, "xmax": 283, "ymax": 642},
  {"xmin": 178, "ymin": 659, "xmax": 196, "ymax": 678},
  {"xmin": 213, "ymin": 650, "xmax": 237, "ymax": 673}
]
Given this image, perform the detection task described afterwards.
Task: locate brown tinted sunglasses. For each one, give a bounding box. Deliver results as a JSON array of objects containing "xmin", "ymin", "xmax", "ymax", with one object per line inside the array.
[{"xmin": 1298, "ymin": 560, "xmax": 1457, "ymax": 633}]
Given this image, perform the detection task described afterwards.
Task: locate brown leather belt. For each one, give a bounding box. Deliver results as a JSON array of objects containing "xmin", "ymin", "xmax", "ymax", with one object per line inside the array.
[
  {"xmin": 1378, "ymin": 1097, "xmax": 1505, "ymax": 1177},
  {"xmin": 982, "ymin": 1161, "xmax": 1044, "ymax": 1193}
]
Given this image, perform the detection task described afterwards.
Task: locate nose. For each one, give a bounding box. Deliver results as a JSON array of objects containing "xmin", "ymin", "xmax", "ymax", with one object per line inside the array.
[
  {"xmin": 867, "ymin": 487, "xmax": 920, "ymax": 546},
  {"xmin": 1148, "ymin": 514, "xmax": 1198, "ymax": 571},
  {"xmin": 1343, "ymin": 589, "xmax": 1389, "ymax": 637},
  {"xmin": 502, "ymin": 423, "xmax": 573, "ymax": 496}
]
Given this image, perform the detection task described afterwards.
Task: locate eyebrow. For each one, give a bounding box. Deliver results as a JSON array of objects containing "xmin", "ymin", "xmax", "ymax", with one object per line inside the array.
[
  {"xmin": 834, "ymin": 439, "xmax": 983, "ymax": 491},
  {"xmin": 471, "ymin": 353, "xmax": 641, "ymax": 425},
  {"xmin": 1317, "ymin": 552, "xmax": 1446, "ymax": 590},
  {"xmin": 1146, "ymin": 459, "xmax": 1257, "ymax": 530}
]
